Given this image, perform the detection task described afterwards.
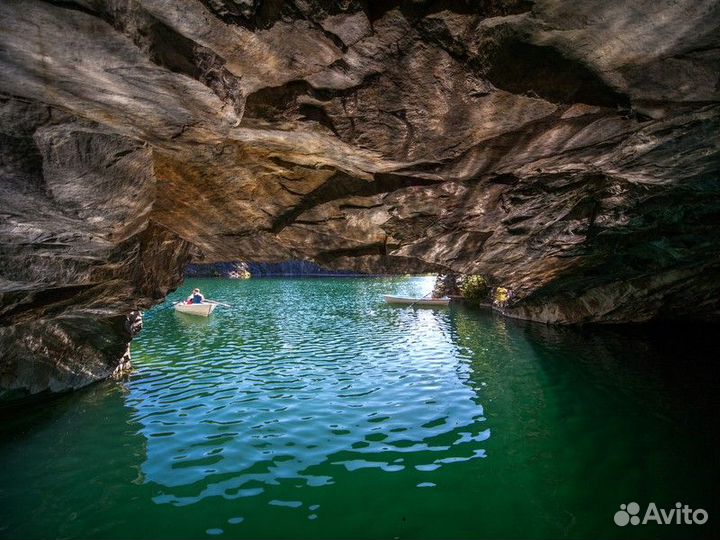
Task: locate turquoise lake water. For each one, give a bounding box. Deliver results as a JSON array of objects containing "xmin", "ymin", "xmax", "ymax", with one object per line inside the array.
[{"xmin": 1, "ymin": 277, "xmax": 718, "ymax": 539}]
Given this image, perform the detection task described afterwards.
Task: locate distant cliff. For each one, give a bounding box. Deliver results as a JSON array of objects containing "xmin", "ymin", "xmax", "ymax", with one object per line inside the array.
[{"xmin": 185, "ymin": 261, "xmax": 365, "ymax": 278}]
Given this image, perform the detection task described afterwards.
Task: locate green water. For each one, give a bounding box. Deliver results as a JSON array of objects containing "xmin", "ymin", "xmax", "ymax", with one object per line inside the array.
[{"xmin": 1, "ymin": 277, "xmax": 718, "ymax": 539}]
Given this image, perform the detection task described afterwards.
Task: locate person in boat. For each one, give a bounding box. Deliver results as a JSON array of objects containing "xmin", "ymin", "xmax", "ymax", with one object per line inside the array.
[
  {"xmin": 494, "ymin": 287, "xmax": 509, "ymax": 308},
  {"xmin": 186, "ymin": 288, "xmax": 205, "ymax": 304}
]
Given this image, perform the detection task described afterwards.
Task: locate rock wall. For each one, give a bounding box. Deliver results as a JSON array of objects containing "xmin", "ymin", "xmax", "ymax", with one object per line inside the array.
[
  {"xmin": 1, "ymin": 0, "xmax": 719, "ymax": 397},
  {"xmin": 0, "ymin": 97, "xmax": 193, "ymax": 399}
]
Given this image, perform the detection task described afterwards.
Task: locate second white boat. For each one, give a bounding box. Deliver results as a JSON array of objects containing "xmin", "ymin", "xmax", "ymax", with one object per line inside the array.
[{"xmin": 383, "ymin": 295, "xmax": 450, "ymax": 307}]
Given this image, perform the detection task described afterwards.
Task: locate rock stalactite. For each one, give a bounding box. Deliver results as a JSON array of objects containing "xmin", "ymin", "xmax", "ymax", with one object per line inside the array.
[{"xmin": 1, "ymin": 0, "xmax": 719, "ymax": 398}]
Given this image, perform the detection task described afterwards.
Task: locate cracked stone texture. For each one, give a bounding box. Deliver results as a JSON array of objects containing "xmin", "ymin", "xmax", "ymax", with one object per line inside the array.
[{"xmin": 1, "ymin": 0, "xmax": 719, "ymax": 398}]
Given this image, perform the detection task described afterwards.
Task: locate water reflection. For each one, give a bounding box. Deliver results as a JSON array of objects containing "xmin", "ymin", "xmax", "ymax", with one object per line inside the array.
[{"xmin": 0, "ymin": 382, "xmax": 150, "ymax": 539}]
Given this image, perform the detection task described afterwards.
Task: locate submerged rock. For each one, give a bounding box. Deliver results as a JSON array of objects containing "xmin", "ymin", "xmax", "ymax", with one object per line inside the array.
[{"xmin": 1, "ymin": 0, "xmax": 719, "ymax": 397}]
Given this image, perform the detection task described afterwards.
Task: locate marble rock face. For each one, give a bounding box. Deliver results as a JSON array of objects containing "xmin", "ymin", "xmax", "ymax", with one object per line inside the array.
[{"xmin": 1, "ymin": 0, "xmax": 719, "ymax": 398}]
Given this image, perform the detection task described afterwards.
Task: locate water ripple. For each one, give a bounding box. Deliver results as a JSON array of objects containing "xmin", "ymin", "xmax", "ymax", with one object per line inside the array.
[{"xmin": 129, "ymin": 277, "xmax": 489, "ymax": 519}]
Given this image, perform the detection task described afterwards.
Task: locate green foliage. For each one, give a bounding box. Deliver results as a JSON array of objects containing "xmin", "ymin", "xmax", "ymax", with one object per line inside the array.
[{"xmin": 460, "ymin": 275, "xmax": 488, "ymax": 304}]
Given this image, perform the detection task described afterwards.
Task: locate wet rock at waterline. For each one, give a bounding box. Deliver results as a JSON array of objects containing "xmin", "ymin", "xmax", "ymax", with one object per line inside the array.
[{"xmin": 1, "ymin": 0, "xmax": 720, "ymax": 397}]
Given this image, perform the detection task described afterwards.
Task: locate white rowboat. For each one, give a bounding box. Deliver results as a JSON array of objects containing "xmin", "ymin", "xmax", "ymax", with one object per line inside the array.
[
  {"xmin": 174, "ymin": 302, "xmax": 217, "ymax": 317},
  {"xmin": 383, "ymin": 295, "xmax": 450, "ymax": 307}
]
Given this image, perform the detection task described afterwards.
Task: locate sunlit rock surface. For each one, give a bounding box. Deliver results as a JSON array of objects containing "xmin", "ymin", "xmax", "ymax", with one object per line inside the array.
[{"xmin": 1, "ymin": 0, "xmax": 719, "ymax": 397}]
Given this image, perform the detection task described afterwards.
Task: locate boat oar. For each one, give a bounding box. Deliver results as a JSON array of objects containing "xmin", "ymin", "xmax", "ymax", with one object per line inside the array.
[
  {"xmin": 407, "ymin": 291, "xmax": 433, "ymax": 309},
  {"xmin": 206, "ymin": 300, "xmax": 232, "ymax": 308}
]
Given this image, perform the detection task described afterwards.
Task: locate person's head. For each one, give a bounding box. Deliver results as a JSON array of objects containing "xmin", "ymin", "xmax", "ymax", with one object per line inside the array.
[{"xmin": 193, "ymin": 288, "xmax": 200, "ymax": 294}]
